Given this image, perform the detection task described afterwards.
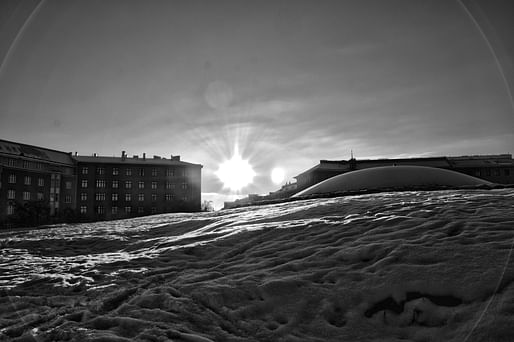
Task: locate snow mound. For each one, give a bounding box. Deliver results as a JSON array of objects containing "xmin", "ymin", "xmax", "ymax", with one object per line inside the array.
[
  {"xmin": 1, "ymin": 189, "xmax": 513, "ymax": 341},
  {"xmin": 294, "ymin": 166, "xmax": 493, "ymax": 197}
]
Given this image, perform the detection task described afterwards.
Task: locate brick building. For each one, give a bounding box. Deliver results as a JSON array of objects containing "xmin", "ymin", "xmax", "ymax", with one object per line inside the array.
[
  {"xmin": 1, "ymin": 139, "xmax": 202, "ymax": 227},
  {"xmin": 74, "ymin": 152, "xmax": 202, "ymax": 221},
  {"xmin": 0, "ymin": 139, "xmax": 76, "ymax": 226}
]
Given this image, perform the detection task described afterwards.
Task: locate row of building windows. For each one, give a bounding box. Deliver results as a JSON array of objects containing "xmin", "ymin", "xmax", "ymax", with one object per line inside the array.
[
  {"xmin": 81, "ymin": 167, "xmax": 186, "ymax": 177},
  {"xmin": 79, "ymin": 206, "xmax": 159, "ymax": 215},
  {"xmin": 2, "ymin": 158, "xmax": 45, "ymax": 170},
  {"xmin": 80, "ymin": 179, "xmax": 189, "ymax": 189},
  {"xmin": 80, "ymin": 192, "xmax": 188, "ymax": 202},
  {"xmin": 6, "ymin": 190, "xmax": 72, "ymax": 203},
  {"xmin": 472, "ymin": 168, "xmax": 511, "ymax": 177},
  {"xmin": 5, "ymin": 174, "xmax": 72, "ymax": 189}
]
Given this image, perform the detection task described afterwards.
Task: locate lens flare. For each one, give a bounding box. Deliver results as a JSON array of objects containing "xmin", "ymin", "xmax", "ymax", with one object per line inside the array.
[{"xmin": 271, "ymin": 167, "xmax": 285, "ymax": 185}]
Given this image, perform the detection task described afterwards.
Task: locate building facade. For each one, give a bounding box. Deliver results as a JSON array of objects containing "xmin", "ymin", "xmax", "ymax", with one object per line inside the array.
[
  {"xmin": 74, "ymin": 152, "xmax": 202, "ymax": 221},
  {"xmin": 0, "ymin": 139, "xmax": 76, "ymax": 227},
  {"xmin": 294, "ymin": 154, "xmax": 514, "ymax": 193},
  {"xmin": 1, "ymin": 139, "xmax": 202, "ymax": 228}
]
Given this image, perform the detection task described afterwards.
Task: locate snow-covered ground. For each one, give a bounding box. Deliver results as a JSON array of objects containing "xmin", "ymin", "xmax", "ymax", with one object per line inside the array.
[{"xmin": 1, "ymin": 189, "xmax": 513, "ymax": 341}]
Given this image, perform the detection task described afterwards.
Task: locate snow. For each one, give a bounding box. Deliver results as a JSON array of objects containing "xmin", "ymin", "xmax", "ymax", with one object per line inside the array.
[{"xmin": 1, "ymin": 189, "xmax": 513, "ymax": 341}]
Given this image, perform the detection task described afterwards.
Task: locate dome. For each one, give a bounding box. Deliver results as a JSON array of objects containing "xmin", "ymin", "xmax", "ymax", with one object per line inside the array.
[{"xmin": 293, "ymin": 166, "xmax": 493, "ymax": 197}]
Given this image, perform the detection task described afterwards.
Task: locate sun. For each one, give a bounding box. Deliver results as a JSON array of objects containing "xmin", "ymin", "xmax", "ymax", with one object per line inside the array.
[{"xmin": 216, "ymin": 146, "xmax": 256, "ymax": 192}]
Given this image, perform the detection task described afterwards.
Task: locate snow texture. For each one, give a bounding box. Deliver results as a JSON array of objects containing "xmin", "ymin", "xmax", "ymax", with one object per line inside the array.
[{"xmin": 1, "ymin": 189, "xmax": 514, "ymax": 341}]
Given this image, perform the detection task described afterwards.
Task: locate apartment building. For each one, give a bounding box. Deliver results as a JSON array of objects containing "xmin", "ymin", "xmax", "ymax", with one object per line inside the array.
[
  {"xmin": 74, "ymin": 152, "xmax": 202, "ymax": 221},
  {"xmin": 0, "ymin": 139, "xmax": 76, "ymax": 226},
  {"xmin": 0, "ymin": 139, "xmax": 202, "ymax": 227}
]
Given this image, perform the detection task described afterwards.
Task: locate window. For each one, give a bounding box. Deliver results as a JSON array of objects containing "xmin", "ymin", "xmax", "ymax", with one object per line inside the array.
[
  {"xmin": 183, "ymin": 196, "xmax": 189, "ymax": 201},
  {"xmin": 38, "ymin": 178, "xmax": 44, "ymax": 186},
  {"xmin": 37, "ymin": 192, "xmax": 44, "ymax": 200},
  {"xmin": 112, "ymin": 193, "xmax": 118, "ymax": 201},
  {"xmin": 96, "ymin": 206, "xmax": 105, "ymax": 214},
  {"xmin": 138, "ymin": 206, "xmax": 144, "ymax": 213},
  {"xmin": 80, "ymin": 206, "xmax": 87, "ymax": 214},
  {"xmin": 165, "ymin": 182, "xmax": 174, "ymax": 189},
  {"xmin": 125, "ymin": 181, "xmax": 132, "ymax": 189},
  {"xmin": 112, "ymin": 206, "xmax": 118, "ymax": 214},
  {"xmin": 138, "ymin": 181, "xmax": 144, "ymax": 189},
  {"xmin": 8, "ymin": 174, "xmax": 16, "ymax": 184},
  {"xmin": 485, "ymin": 169, "xmax": 491, "ymax": 176},
  {"xmin": 82, "ymin": 167, "xmax": 88, "ymax": 175},
  {"xmin": 81, "ymin": 180, "xmax": 88, "ymax": 188},
  {"xmin": 95, "ymin": 193, "xmax": 106, "ymax": 201},
  {"xmin": 151, "ymin": 207, "xmax": 157, "ymax": 214},
  {"xmin": 112, "ymin": 180, "xmax": 119, "ymax": 189},
  {"xmin": 165, "ymin": 194, "xmax": 173, "ymax": 201},
  {"xmin": 125, "ymin": 168, "xmax": 132, "ymax": 176},
  {"xmin": 493, "ymin": 168, "xmax": 500, "ymax": 176},
  {"xmin": 81, "ymin": 193, "xmax": 87, "ymax": 201},
  {"xmin": 138, "ymin": 193, "xmax": 144, "ymax": 201},
  {"xmin": 24, "ymin": 176, "xmax": 31, "ymax": 185},
  {"xmin": 7, "ymin": 190, "xmax": 15, "ymax": 200},
  {"xmin": 151, "ymin": 181, "xmax": 157, "ymax": 189},
  {"xmin": 65, "ymin": 195, "xmax": 72, "ymax": 203},
  {"xmin": 474, "ymin": 170, "xmax": 481, "ymax": 177},
  {"xmin": 7, "ymin": 204, "xmax": 15, "ymax": 215},
  {"xmin": 181, "ymin": 183, "xmax": 188, "ymax": 189},
  {"xmin": 138, "ymin": 168, "xmax": 144, "ymax": 176},
  {"xmin": 112, "ymin": 167, "xmax": 119, "ymax": 176},
  {"xmin": 23, "ymin": 161, "xmax": 30, "ymax": 169},
  {"xmin": 8, "ymin": 159, "xmax": 16, "ymax": 167},
  {"xmin": 36, "ymin": 163, "xmax": 43, "ymax": 169},
  {"xmin": 23, "ymin": 191, "xmax": 31, "ymax": 201},
  {"xmin": 151, "ymin": 193, "xmax": 157, "ymax": 201},
  {"xmin": 166, "ymin": 168, "xmax": 174, "ymax": 177},
  {"xmin": 97, "ymin": 167, "xmax": 105, "ymax": 175},
  {"xmin": 125, "ymin": 206, "xmax": 131, "ymax": 214},
  {"xmin": 505, "ymin": 169, "xmax": 511, "ymax": 176},
  {"xmin": 96, "ymin": 180, "xmax": 106, "ymax": 188},
  {"xmin": 151, "ymin": 168, "xmax": 157, "ymax": 177},
  {"xmin": 65, "ymin": 181, "xmax": 72, "ymax": 189},
  {"xmin": 125, "ymin": 193, "xmax": 131, "ymax": 201}
]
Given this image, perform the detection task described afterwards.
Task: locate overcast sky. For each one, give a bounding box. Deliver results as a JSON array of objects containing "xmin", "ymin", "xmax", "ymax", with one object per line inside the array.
[{"xmin": 1, "ymin": 0, "xmax": 513, "ymax": 208}]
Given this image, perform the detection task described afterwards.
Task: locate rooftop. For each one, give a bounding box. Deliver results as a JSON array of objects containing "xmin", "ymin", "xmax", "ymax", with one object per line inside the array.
[
  {"xmin": 73, "ymin": 155, "xmax": 202, "ymax": 167},
  {"xmin": 0, "ymin": 139, "xmax": 74, "ymax": 166}
]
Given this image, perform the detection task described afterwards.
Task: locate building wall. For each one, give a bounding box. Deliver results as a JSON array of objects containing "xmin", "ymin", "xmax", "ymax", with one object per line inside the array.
[
  {"xmin": 0, "ymin": 154, "xmax": 76, "ymax": 227},
  {"xmin": 294, "ymin": 156, "xmax": 514, "ymax": 193},
  {"xmin": 76, "ymin": 161, "xmax": 201, "ymax": 221}
]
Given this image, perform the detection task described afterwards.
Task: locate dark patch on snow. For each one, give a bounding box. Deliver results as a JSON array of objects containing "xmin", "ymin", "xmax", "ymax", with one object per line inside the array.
[{"xmin": 364, "ymin": 291, "xmax": 463, "ymax": 318}]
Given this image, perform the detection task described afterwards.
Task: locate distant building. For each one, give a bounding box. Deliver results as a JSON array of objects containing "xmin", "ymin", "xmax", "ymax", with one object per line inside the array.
[
  {"xmin": 0, "ymin": 139, "xmax": 202, "ymax": 228},
  {"xmin": 0, "ymin": 139, "xmax": 76, "ymax": 226},
  {"xmin": 223, "ymin": 153, "xmax": 514, "ymax": 209},
  {"xmin": 294, "ymin": 154, "xmax": 514, "ymax": 193},
  {"xmin": 74, "ymin": 152, "xmax": 202, "ymax": 221}
]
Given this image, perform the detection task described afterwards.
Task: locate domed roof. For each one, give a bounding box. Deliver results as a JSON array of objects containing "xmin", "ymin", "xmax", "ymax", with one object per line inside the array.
[{"xmin": 294, "ymin": 166, "xmax": 493, "ymax": 197}]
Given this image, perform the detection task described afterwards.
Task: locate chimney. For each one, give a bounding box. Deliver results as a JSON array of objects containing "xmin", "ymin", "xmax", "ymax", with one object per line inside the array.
[
  {"xmin": 93, "ymin": 153, "xmax": 97, "ymax": 157},
  {"xmin": 75, "ymin": 152, "xmax": 77, "ymax": 156},
  {"xmin": 121, "ymin": 151, "xmax": 126, "ymax": 161},
  {"xmin": 133, "ymin": 155, "xmax": 138, "ymax": 159},
  {"xmin": 171, "ymin": 155, "xmax": 181, "ymax": 161},
  {"xmin": 143, "ymin": 153, "xmax": 146, "ymax": 161}
]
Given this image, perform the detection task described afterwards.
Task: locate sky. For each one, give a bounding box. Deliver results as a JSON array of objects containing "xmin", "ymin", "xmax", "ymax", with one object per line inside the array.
[{"xmin": 0, "ymin": 0, "xmax": 513, "ymax": 209}]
